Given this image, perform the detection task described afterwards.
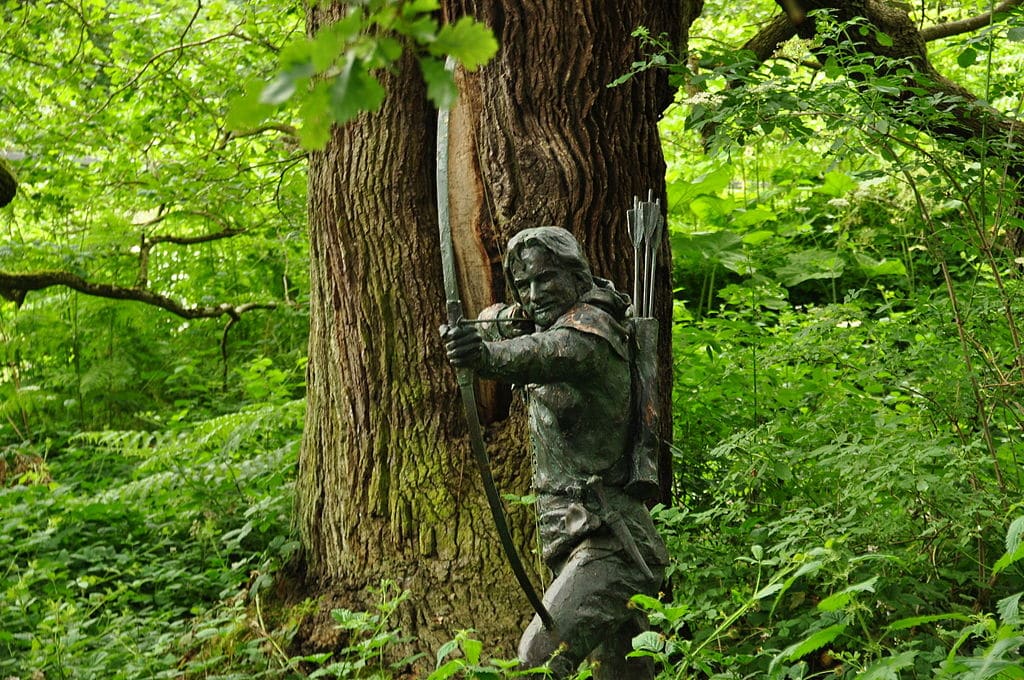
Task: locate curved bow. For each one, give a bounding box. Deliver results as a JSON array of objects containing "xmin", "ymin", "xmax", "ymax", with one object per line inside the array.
[{"xmin": 436, "ymin": 58, "xmax": 553, "ymax": 630}]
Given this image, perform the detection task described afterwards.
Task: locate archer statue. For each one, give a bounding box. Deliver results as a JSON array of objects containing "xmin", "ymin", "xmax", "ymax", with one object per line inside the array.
[{"xmin": 440, "ymin": 221, "xmax": 669, "ymax": 679}]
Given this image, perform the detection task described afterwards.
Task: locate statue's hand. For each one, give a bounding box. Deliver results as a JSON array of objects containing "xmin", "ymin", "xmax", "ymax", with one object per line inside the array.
[{"xmin": 439, "ymin": 323, "xmax": 487, "ymax": 369}]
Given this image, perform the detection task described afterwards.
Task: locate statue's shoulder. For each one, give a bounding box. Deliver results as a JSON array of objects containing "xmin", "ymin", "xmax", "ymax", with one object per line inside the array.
[{"xmin": 552, "ymin": 303, "xmax": 629, "ymax": 360}]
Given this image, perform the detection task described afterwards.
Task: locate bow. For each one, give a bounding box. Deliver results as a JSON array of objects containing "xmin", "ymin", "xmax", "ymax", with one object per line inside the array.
[{"xmin": 436, "ymin": 58, "xmax": 554, "ymax": 630}]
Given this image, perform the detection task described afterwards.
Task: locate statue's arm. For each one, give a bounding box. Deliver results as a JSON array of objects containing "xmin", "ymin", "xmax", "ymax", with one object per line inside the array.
[
  {"xmin": 478, "ymin": 328, "xmax": 608, "ymax": 384},
  {"xmin": 476, "ymin": 303, "xmax": 533, "ymax": 341}
]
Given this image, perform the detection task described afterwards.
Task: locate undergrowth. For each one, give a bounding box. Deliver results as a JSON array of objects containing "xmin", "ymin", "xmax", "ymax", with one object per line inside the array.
[{"xmin": 0, "ymin": 399, "xmax": 304, "ymax": 678}]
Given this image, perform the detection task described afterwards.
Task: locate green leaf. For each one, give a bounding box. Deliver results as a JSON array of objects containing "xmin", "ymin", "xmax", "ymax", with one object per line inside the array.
[
  {"xmin": 755, "ymin": 582, "xmax": 785, "ymax": 600},
  {"xmin": 875, "ymin": 31, "xmax": 893, "ymax": 47},
  {"xmin": 780, "ymin": 624, "xmax": 847, "ymax": 662},
  {"xmin": 854, "ymin": 253, "xmax": 907, "ymax": 278},
  {"xmin": 462, "ymin": 636, "xmax": 482, "ymax": 665},
  {"xmin": 994, "ymin": 542, "xmax": 1024, "ymax": 574},
  {"xmin": 374, "ymin": 37, "xmax": 405, "ymax": 64},
  {"xmin": 1004, "ymin": 516, "xmax": 1024, "ymax": 555},
  {"xmin": 225, "ymin": 80, "xmax": 276, "ymax": 131},
  {"xmin": 427, "ymin": 659, "xmax": 464, "ymax": 679},
  {"xmin": 818, "ymin": 576, "xmax": 877, "ymax": 612},
  {"xmin": 297, "ymin": 82, "xmax": 333, "ymax": 150},
  {"xmin": 818, "ymin": 170, "xmax": 856, "ymax": 197},
  {"xmin": 260, "ymin": 62, "xmax": 316, "ymax": 106},
  {"xmin": 689, "ymin": 195, "xmax": 736, "ymax": 225},
  {"xmin": 775, "ymin": 249, "xmax": 845, "ymax": 286},
  {"xmin": 732, "ymin": 206, "xmax": 776, "ymax": 228},
  {"xmin": 631, "ymin": 630, "xmax": 665, "ymax": 652},
  {"xmin": 430, "ymin": 16, "xmax": 498, "ymax": 70},
  {"xmin": 885, "ymin": 613, "xmax": 972, "ymax": 632},
  {"xmin": 328, "ymin": 56, "xmax": 386, "ymax": 124},
  {"xmin": 957, "ymin": 47, "xmax": 978, "ymax": 69},
  {"xmin": 400, "ymin": 15, "xmax": 440, "ymax": 43},
  {"xmin": 856, "ymin": 651, "xmax": 918, "ymax": 679},
  {"xmin": 667, "ymin": 165, "xmax": 732, "ymax": 209},
  {"xmin": 630, "ymin": 593, "xmax": 665, "ymax": 612},
  {"xmin": 742, "ymin": 229, "xmax": 775, "ymax": 246},
  {"xmin": 419, "ymin": 56, "xmax": 458, "ymax": 109},
  {"xmin": 310, "ymin": 12, "xmax": 365, "ymax": 70},
  {"xmin": 1008, "ymin": 27, "xmax": 1024, "ymax": 41},
  {"xmin": 824, "ymin": 56, "xmax": 842, "ymax": 79},
  {"xmin": 769, "ymin": 559, "xmax": 825, "ymax": 618},
  {"xmin": 436, "ymin": 638, "xmax": 459, "ymax": 665},
  {"xmin": 405, "ymin": 0, "xmax": 441, "ymax": 13},
  {"xmin": 997, "ymin": 592, "xmax": 1023, "ymax": 625}
]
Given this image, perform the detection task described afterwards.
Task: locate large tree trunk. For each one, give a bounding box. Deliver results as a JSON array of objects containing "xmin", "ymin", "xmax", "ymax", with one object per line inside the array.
[{"xmin": 294, "ymin": 0, "xmax": 697, "ymax": 667}]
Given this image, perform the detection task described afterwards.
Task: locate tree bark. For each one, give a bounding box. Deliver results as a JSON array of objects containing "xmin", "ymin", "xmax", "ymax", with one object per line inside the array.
[
  {"xmin": 294, "ymin": 0, "xmax": 696, "ymax": 667},
  {"xmin": 0, "ymin": 157, "xmax": 16, "ymax": 207}
]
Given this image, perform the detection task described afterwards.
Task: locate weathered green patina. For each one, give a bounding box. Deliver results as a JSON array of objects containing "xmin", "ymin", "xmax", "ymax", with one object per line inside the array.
[{"xmin": 442, "ymin": 227, "xmax": 668, "ymax": 679}]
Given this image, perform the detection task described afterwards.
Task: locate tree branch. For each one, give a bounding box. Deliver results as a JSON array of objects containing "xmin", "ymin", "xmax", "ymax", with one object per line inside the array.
[
  {"xmin": 90, "ymin": 31, "xmax": 243, "ymax": 119},
  {"xmin": 223, "ymin": 123, "xmax": 299, "ymax": 142},
  {"xmin": 136, "ymin": 207, "xmax": 234, "ymax": 231},
  {"xmin": 148, "ymin": 228, "xmax": 245, "ymax": 246},
  {"xmin": 772, "ymin": 0, "xmax": 1024, "ymax": 180},
  {"xmin": 921, "ymin": 0, "xmax": 1024, "ymax": 42},
  {"xmin": 0, "ymin": 270, "xmax": 276, "ymax": 320},
  {"xmin": 743, "ymin": 11, "xmax": 798, "ymax": 62}
]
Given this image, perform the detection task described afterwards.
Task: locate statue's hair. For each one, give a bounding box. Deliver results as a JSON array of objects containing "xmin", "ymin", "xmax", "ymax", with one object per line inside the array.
[{"xmin": 503, "ymin": 227, "xmax": 593, "ymax": 302}]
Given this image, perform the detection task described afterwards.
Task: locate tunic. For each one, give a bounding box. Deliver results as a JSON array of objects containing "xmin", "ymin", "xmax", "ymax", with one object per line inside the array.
[{"xmin": 478, "ymin": 301, "xmax": 668, "ymax": 570}]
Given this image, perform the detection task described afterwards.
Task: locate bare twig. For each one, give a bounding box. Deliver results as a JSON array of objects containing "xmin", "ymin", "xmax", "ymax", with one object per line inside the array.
[
  {"xmin": 219, "ymin": 123, "xmax": 300, "ymax": 149},
  {"xmin": 135, "ymin": 208, "xmax": 233, "ymax": 231},
  {"xmin": 90, "ymin": 31, "xmax": 241, "ymax": 119}
]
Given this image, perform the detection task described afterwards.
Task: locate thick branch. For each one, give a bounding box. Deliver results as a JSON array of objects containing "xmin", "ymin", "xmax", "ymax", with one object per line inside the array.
[
  {"xmin": 0, "ymin": 270, "xmax": 276, "ymax": 320},
  {"xmin": 752, "ymin": 0, "xmax": 1023, "ymax": 64},
  {"xmin": 772, "ymin": 0, "xmax": 1024, "ymax": 180},
  {"xmin": 921, "ymin": 0, "xmax": 1024, "ymax": 42},
  {"xmin": 148, "ymin": 228, "xmax": 245, "ymax": 246},
  {"xmin": 743, "ymin": 11, "xmax": 798, "ymax": 62}
]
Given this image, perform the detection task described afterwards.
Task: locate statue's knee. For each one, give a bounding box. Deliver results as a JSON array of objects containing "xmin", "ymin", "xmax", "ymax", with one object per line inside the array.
[
  {"xmin": 518, "ymin": 626, "xmax": 577, "ymax": 678},
  {"xmin": 517, "ymin": 624, "xmax": 552, "ymax": 668}
]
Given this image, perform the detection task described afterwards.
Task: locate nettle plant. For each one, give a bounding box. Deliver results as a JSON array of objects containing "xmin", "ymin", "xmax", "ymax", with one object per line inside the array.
[
  {"xmin": 633, "ymin": 516, "xmax": 1024, "ymax": 678},
  {"xmin": 648, "ymin": 6, "xmax": 1024, "ymax": 679},
  {"xmin": 0, "ymin": 399, "xmax": 303, "ymax": 678}
]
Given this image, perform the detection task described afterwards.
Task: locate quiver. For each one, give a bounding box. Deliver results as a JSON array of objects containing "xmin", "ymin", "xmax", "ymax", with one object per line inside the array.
[{"xmin": 626, "ymin": 316, "xmax": 660, "ymax": 500}]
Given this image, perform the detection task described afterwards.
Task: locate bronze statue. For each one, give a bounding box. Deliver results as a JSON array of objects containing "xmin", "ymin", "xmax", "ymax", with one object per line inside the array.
[{"xmin": 441, "ymin": 226, "xmax": 668, "ymax": 679}]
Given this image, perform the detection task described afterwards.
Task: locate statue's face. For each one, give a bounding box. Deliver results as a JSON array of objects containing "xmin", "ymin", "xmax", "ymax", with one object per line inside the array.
[{"xmin": 509, "ymin": 246, "xmax": 580, "ymax": 329}]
